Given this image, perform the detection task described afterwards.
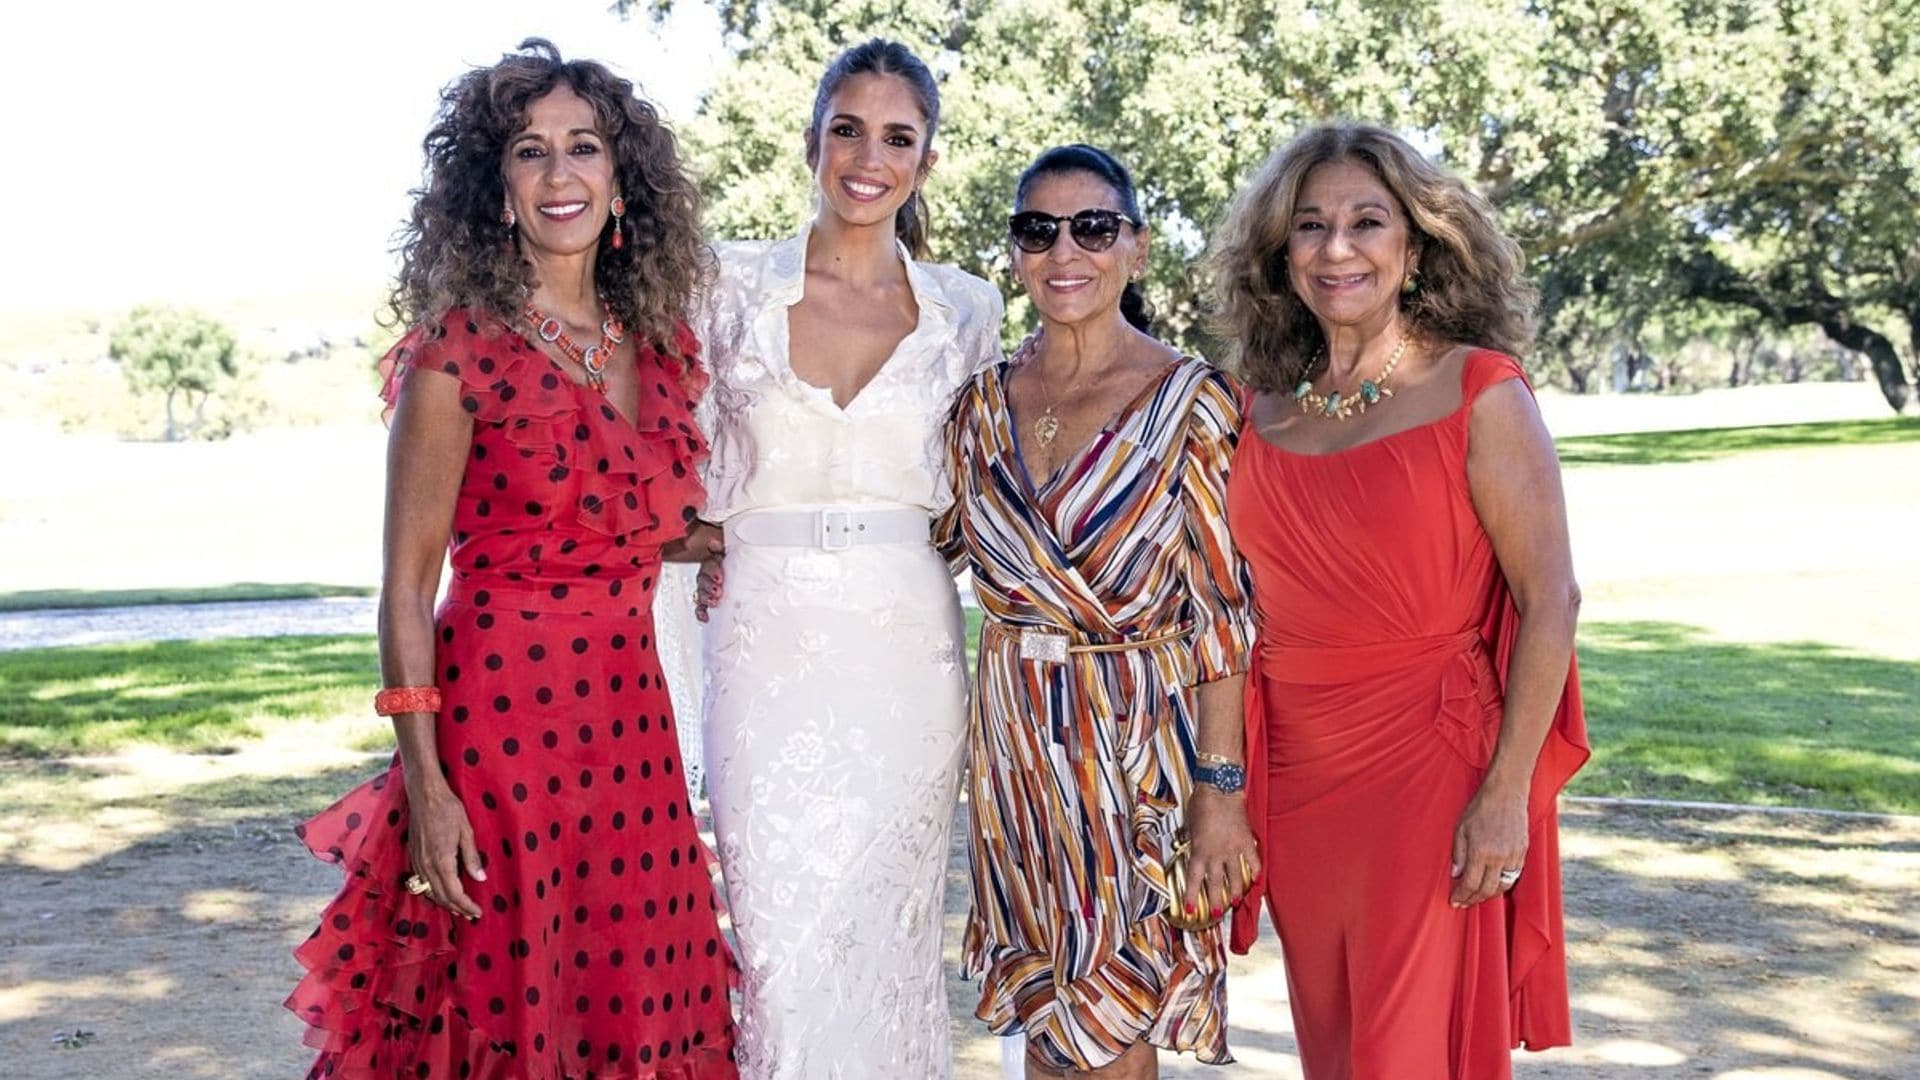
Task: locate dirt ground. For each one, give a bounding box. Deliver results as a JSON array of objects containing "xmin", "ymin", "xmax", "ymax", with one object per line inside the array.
[{"xmin": 1, "ymin": 748, "xmax": 1914, "ymax": 1080}]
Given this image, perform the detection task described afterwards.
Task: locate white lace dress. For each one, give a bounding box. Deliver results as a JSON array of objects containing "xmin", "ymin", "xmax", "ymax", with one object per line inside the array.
[{"xmin": 690, "ymin": 226, "xmax": 1004, "ymax": 1078}]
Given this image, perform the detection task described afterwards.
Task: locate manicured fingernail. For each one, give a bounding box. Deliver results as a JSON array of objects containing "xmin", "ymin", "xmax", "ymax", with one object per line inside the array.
[
  {"xmin": 1212, "ymin": 906, "xmax": 1223, "ymax": 919},
  {"xmin": 1184, "ymin": 902, "xmax": 1195, "ymax": 914}
]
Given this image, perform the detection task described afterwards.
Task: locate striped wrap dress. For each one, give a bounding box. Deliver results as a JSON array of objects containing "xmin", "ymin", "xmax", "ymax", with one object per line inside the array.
[{"xmin": 942, "ymin": 347, "xmax": 1256, "ymax": 1070}]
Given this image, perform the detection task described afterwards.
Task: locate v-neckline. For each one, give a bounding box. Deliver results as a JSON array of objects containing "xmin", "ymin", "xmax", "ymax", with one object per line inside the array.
[
  {"xmin": 786, "ymin": 304, "xmax": 921, "ymax": 413},
  {"xmin": 1005, "ymin": 357, "xmax": 1184, "ymax": 497}
]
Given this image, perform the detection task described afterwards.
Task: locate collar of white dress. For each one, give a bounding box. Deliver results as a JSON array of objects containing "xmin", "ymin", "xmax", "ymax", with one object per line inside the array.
[{"xmin": 761, "ymin": 220, "xmax": 959, "ymax": 319}]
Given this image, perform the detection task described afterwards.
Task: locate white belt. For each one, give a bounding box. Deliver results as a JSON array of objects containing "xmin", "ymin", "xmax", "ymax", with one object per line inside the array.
[{"xmin": 725, "ymin": 506, "xmax": 930, "ymax": 552}]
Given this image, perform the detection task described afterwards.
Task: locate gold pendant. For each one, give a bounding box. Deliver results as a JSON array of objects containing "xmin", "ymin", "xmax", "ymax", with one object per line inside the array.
[{"xmin": 1034, "ymin": 410, "xmax": 1060, "ymax": 447}]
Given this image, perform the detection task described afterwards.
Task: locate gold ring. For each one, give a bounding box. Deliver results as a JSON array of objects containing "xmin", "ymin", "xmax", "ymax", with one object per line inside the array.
[
  {"xmin": 1239, "ymin": 853, "xmax": 1253, "ymax": 890},
  {"xmin": 404, "ymin": 873, "xmax": 432, "ymax": 896}
]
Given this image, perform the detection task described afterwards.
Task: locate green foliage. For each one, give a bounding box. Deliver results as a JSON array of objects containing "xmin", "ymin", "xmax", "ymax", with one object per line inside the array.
[
  {"xmin": 107, "ymin": 306, "xmax": 245, "ymax": 440},
  {"xmin": 641, "ymin": 0, "xmax": 1917, "ymax": 407}
]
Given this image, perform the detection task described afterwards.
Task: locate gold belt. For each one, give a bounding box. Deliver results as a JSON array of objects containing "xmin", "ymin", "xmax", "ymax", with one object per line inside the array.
[{"xmin": 984, "ymin": 620, "xmax": 1191, "ymax": 663}]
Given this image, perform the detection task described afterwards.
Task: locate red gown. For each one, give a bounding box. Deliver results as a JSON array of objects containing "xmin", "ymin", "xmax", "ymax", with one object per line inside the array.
[
  {"xmin": 286, "ymin": 311, "xmax": 739, "ymax": 1079},
  {"xmin": 1225, "ymin": 350, "xmax": 1589, "ymax": 1079}
]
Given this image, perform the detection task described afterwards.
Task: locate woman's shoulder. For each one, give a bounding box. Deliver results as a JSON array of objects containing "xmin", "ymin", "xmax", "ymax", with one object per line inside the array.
[
  {"xmin": 916, "ymin": 260, "xmax": 1005, "ymax": 320},
  {"xmin": 1454, "ymin": 346, "xmax": 1531, "ymax": 403}
]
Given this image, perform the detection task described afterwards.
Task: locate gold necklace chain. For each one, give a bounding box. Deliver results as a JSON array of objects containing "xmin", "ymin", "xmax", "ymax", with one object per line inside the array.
[{"xmin": 1294, "ymin": 335, "xmax": 1410, "ymax": 421}]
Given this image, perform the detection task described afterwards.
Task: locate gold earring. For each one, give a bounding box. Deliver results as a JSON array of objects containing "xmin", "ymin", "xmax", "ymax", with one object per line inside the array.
[{"xmin": 1401, "ymin": 269, "xmax": 1419, "ymax": 295}]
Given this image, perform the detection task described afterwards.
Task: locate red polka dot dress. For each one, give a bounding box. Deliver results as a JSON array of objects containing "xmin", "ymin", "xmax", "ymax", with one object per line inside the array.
[{"xmin": 287, "ymin": 310, "xmax": 739, "ymax": 1079}]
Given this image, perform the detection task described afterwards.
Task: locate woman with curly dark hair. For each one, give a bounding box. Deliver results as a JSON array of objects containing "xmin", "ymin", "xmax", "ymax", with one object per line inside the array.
[
  {"xmin": 1210, "ymin": 123, "xmax": 1590, "ymax": 1079},
  {"xmin": 285, "ymin": 39, "xmax": 738, "ymax": 1078}
]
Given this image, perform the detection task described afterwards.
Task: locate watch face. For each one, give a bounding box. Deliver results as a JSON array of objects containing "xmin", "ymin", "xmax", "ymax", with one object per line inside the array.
[{"xmin": 1198, "ymin": 761, "xmax": 1246, "ymax": 794}]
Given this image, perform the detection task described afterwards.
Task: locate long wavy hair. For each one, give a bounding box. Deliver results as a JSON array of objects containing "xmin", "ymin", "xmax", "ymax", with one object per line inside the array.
[
  {"xmin": 1207, "ymin": 123, "xmax": 1536, "ymax": 392},
  {"xmin": 388, "ymin": 38, "xmax": 706, "ymax": 361},
  {"xmin": 1014, "ymin": 144, "xmax": 1156, "ymax": 336},
  {"xmin": 805, "ymin": 39, "xmax": 940, "ymax": 260}
]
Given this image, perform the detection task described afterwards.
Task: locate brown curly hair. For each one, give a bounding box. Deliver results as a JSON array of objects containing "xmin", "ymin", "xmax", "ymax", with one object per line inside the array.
[
  {"xmin": 388, "ymin": 38, "xmax": 707, "ymax": 361},
  {"xmin": 1207, "ymin": 123, "xmax": 1536, "ymax": 393}
]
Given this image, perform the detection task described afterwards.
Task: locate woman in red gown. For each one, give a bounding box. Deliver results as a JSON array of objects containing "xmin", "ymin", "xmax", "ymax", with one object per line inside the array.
[
  {"xmin": 1209, "ymin": 123, "xmax": 1590, "ymax": 1079},
  {"xmin": 285, "ymin": 40, "xmax": 737, "ymax": 1078}
]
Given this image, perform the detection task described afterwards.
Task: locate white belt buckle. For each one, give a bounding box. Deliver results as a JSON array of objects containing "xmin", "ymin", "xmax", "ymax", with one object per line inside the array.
[
  {"xmin": 1019, "ymin": 629, "xmax": 1070, "ymax": 664},
  {"xmin": 816, "ymin": 508, "xmax": 854, "ymax": 552}
]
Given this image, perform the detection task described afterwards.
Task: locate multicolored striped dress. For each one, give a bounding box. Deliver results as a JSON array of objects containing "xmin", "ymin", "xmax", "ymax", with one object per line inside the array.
[{"xmin": 942, "ymin": 345, "xmax": 1256, "ymax": 1070}]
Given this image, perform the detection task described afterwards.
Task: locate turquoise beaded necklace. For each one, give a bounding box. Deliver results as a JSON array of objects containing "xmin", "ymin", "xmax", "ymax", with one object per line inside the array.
[{"xmin": 1293, "ymin": 335, "xmax": 1410, "ymax": 421}]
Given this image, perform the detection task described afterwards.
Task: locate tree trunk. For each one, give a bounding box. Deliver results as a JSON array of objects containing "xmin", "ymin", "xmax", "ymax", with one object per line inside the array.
[
  {"xmin": 164, "ymin": 388, "xmax": 179, "ymax": 442},
  {"xmin": 1819, "ymin": 321, "xmax": 1909, "ymax": 412},
  {"xmin": 1679, "ymin": 253, "xmax": 1913, "ymax": 413}
]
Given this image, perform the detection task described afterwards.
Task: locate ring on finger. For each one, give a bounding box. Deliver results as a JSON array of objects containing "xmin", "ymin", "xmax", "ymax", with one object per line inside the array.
[
  {"xmin": 404, "ymin": 873, "xmax": 432, "ymax": 896},
  {"xmin": 1497, "ymin": 867, "xmax": 1522, "ymax": 887}
]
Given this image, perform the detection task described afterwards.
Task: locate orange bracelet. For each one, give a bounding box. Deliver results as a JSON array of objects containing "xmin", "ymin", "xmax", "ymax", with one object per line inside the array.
[{"xmin": 374, "ymin": 686, "xmax": 443, "ymax": 716}]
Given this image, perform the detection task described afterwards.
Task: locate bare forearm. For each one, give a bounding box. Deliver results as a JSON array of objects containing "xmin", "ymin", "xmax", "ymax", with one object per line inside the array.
[
  {"xmin": 379, "ymin": 589, "xmax": 446, "ymax": 795},
  {"xmin": 1194, "ymin": 673, "xmax": 1247, "ymax": 763},
  {"xmin": 1484, "ymin": 584, "xmax": 1579, "ymax": 796}
]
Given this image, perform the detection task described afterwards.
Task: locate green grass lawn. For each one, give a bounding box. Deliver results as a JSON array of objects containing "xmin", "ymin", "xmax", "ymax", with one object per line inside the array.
[
  {"xmin": 0, "ymin": 582, "xmax": 374, "ymax": 613},
  {"xmin": 1556, "ymin": 416, "xmax": 1920, "ymax": 467},
  {"xmin": 1571, "ymin": 621, "xmax": 1920, "ymax": 812},
  {"xmin": 4, "ymin": 616, "xmax": 1914, "ymax": 813},
  {"xmin": 0, "ymin": 635, "xmax": 377, "ymax": 756}
]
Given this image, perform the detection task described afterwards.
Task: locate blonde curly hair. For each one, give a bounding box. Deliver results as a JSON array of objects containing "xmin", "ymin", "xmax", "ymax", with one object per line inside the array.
[{"xmin": 1207, "ymin": 123, "xmax": 1536, "ymax": 392}]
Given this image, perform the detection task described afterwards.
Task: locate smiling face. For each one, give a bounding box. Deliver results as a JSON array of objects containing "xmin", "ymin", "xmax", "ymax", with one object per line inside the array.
[
  {"xmin": 1285, "ymin": 158, "xmax": 1418, "ymax": 339},
  {"xmin": 502, "ymin": 85, "xmax": 616, "ymax": 263},
  {"xmin": 808, "ymin": 72, "xmax": 935, "ymax": 231},
  {"xmin": 1011, "ymin": 170, "xmax": 1147, "ymax": 331}
]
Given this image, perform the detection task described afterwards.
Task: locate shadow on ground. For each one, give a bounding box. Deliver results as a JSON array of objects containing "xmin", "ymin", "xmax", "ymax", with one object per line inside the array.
[{"xmin": 3, "ymin": 759, "xmax": 1916, "ymax": 1079}]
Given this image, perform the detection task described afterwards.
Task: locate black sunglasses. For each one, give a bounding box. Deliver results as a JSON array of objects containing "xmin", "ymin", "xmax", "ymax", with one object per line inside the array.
[{"xmin": 1008, "ymin": 208, "xmax": 1141, "ymax": 254}]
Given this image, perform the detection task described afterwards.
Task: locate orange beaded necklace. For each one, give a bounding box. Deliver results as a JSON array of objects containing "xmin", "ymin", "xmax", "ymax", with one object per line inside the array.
[{"xmin": 520, "ymin": 303, "xmax": 625, "ymax": 394}]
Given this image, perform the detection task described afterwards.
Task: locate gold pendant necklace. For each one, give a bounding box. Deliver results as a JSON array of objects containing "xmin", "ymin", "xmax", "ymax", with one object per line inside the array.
[
  {"xmin": 1032, "ymin": 361, "xmax": 1068, "ymax": 447},
  {"xmin": 1034, "ymin": 406, "xmax": 1061, "ymax": 447},
  {"xmin": 1294, "ymin": 335, "xmax": 1410, "ymax": 421}
]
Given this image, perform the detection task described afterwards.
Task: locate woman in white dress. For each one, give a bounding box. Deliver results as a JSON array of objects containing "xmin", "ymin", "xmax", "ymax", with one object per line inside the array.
[{"xmin": 687, "ymin": 39, "xmax": 1004, "ymax": 1078}]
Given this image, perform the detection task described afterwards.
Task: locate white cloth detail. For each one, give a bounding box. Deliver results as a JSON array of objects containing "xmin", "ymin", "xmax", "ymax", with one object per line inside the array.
[
  {"xmin": 651, "ymin": 561, "xmax": 707, "ymax": 796},
  {"xmin": 690, "ymin": 225, "xmax": 1005, "ymax": 1079}
]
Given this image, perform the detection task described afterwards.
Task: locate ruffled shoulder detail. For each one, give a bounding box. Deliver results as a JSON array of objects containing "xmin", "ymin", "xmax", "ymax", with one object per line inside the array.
[
  {"xmin": 611, "ymin": 322, "xmax": 709, "ymax": 546},
  {"xmin": 377, "ymin": 308, "xmax": 576, "ymax": 429},
  {"xmin": 380, "ymin": 309, "xmax": 708, "ymax": 547}
]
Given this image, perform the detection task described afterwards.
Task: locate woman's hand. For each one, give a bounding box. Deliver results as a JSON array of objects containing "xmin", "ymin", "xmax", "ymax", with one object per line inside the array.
[
  {"xmin": 664, "ymin": 519, "xmax": 725, "ymax": 564},
  {"xmin": 1182, "ymin": 788, "xmax": 1262, "ymax": 924},
  {"xmin": 1450, "ymin": 779, "xmax": 1528, "ymax": 907},
  {"xmin": 694, "ymin": 554, "xmax": 725, "ymax": 623},
  {"xmin": 405, "ymin": 774, "xmax": 486, "ymax": 921}
]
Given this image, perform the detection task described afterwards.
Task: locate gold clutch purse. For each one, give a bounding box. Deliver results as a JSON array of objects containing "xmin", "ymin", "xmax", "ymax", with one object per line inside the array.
[{"xmin": 1163, "ymin": 829, "xmax": 1217, "ymax": 933}]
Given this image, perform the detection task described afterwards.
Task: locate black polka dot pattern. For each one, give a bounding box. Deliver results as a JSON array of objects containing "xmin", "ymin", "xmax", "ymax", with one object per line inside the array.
[{"xmin": 291, "ymin": 308, "xmax": 734, "ymax": 1077}]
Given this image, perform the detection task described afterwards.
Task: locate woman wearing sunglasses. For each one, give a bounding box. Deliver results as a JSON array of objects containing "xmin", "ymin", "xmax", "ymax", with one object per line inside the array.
[
  {"xmin": 685, "ymin": 38, "xmax": 1004, "ymax": 1079},
  {"xmin": 941, "ymin": 144, "xmax": 1259, "ymax": 1078}
]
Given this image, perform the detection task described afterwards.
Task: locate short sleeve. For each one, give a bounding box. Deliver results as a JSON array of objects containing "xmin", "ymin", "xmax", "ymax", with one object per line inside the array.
[
  {"xmin": 1178, "ymin": 368, "xmax": 1257, "ymax": 683},
  {"xmin": 376, "ymin": 309, "xmax": 572, "ymax": 428},
  {"xmin": 959, "ymin": 277, "xmax": 1007, "ymax": 383},
  {"xmin": 1461, "ymin": 349, "xmax": 1531, "ymax": 405}
]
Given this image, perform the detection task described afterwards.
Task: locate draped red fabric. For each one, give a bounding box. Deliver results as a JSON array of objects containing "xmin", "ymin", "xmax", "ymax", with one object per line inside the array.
[{"xmin": 1225, "ymin": 350, "xmax": 1589, "ymax": 1076}]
